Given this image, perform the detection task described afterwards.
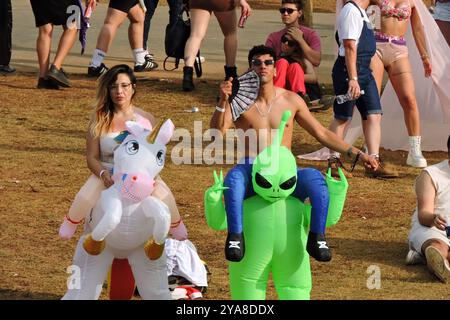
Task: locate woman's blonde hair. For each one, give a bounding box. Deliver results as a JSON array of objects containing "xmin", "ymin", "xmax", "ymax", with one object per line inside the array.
[{"xmin": 90, "ymin": 64, "xmax": 137, "ymax": 138}]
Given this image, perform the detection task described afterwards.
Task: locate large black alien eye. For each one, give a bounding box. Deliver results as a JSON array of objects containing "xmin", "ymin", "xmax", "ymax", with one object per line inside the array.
[
  {"xmin": 125, "ymin": 140, "xmax": 139, "ymax": 155},
  {"xmin": 156, "ymin": 150, "xmax": 165, "ymax": 166},
  {"xmin": 280, "ymin": 176, "xmax": 297, "ymax": 190},
  {"xmin": 255, "ymin": 172, "xmax": 272, "ymax": 189}
]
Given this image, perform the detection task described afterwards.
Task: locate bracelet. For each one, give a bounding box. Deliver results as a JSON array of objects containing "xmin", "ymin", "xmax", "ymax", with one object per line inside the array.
[
  {"xmin": 65, "ymin": 214, "xmax": 83, "ymax": 225},
  {"xmin": 421, "ymin": 53, "xmax": 429, "ymax": 61},
  {"xmin": 99, "ymin": 169, "xmax": 107, "ymax": 179},
  {"xmin": 215, "ymin": 105, "xmax": 225, "ymax": 113},
  {"xmin": 171, "ymin": 219, "xmax": 182, "ymax": 228}
]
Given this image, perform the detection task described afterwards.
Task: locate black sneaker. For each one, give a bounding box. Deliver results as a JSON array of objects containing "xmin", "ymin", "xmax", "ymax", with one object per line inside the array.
[
  {"xmin": 0, "ymin": 65, "xmax": 16, "ymax": 75},
  {"xmin": 37, "ymin": 78, "xmax": 59, "ymax": 90},
  {"xmin": 134, "ymin": 55, "xmax": 158, "ymax": 72},
  {"xmin": 306, "ymin": 231, "xmax": 331, "ymax": 262},
  {"xmin": 225, "ymin": 232, "xmax": 245, "ymax": 262},
  {"xmin": 87, "ymin": 63, "xmax": 108, "ymax": 78},
  {"xmin": 47, "ymin": 64, "xmax": 70, "ymax": 87}
]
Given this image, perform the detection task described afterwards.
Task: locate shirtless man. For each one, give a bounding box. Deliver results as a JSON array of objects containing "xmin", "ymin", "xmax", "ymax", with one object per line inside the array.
[{"xmin": 210, "ymin": 45, "xmax": 378, "ymax": 262}]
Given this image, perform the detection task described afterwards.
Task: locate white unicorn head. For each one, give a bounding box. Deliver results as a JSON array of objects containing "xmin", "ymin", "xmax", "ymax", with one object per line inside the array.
[{"xmin": 112, "ymin": 119, "xmax": 174, "ymax": 202}]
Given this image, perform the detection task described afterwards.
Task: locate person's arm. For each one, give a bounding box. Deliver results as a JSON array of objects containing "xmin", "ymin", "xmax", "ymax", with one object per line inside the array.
[
  {"xmin": 134, "ymin": 107, "xmax": 157, "ymax": 127},
  {"xmin": 415, "ymin": 171, "xmax": 447, "ymax": 229},
  {"xmin": 286, "ymin": 26, "xmax": 321, "ymax": 66},
  {"xmin": 302, "ymin": 58, "xmax": 318, "ymax": 84},
  {"xmin": 86, "ymin": 122, "xmax": 114, "ymax": 188},
  {"xmin": 410, "ymin": 6, "xmax": 432, "ymax": 77},
  {"xmin": 343, "ymin": 39, "xmax": 361, "ymax": 100},
  {"xmin": 293, "ymin": 95, "xmax": 378, "ymax": 168},
  {"xmin": 210, "ymin": 79, "xmax": 234, "ymax": 134},
  {"xmin": 238, "ymin": 0, "xmax": 252, "ymax": 17}
]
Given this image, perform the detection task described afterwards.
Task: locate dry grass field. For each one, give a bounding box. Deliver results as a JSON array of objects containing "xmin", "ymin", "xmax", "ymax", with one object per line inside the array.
[{"xmin": 0, "ymin": 70, "xmax": 448, "ymax": 300}]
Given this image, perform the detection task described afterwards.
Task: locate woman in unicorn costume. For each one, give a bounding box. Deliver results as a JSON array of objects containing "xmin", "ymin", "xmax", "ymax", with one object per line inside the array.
[
  {"xmin": 58, "ymin": 65, "xmax": 187, "ymax": 241},
  {"xmin": 300, "ymin": 0, "xmax": 450, "ymax": 162}
]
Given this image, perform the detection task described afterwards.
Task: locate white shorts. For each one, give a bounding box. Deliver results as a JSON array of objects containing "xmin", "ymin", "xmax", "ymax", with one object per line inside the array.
[
  {"xmin": 408, "ymin": 223, "xmax": 450, "ymax": 254},
  {"xmin": 434, "ymin": 2, "xmax": 450, "ymax": 22}
]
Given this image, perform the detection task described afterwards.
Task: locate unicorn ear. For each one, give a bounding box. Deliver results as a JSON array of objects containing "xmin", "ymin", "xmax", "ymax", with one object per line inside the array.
[
  {"xmin": 125, "ymin": 121, "xmax": 146, "ymax": 136},
  {"xmin": 147, "ymin": 119, "xmax": 174, "ymax": 145}
]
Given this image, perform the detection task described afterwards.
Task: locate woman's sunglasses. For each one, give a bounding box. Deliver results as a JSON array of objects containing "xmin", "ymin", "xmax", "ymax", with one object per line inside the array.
[
  {"xmin": 281, "ymin": 35, "xmax": 297, "ymax": 47},
  {"xmin": 251, "ymin": 59, "xmax": 275, "ymax": 66},
  {"xmin": 279, "ymin": 8, "xmax": 297, "ymax": 14}
]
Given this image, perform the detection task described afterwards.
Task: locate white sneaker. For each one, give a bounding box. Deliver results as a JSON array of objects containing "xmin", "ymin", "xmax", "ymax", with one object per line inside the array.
[
  {"xmin": 407, "ymin": 151, "xmax": 427, "ymax": 168},
  {"xmin": 425, "ymin": 246, "xmax": 450, "ymax": 283},
  {"xmin": 405, "ymin": 249, "xmax": 425, "ymax": 265}
]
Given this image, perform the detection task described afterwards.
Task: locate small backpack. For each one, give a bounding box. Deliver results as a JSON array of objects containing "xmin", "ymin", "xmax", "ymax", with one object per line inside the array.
[{"xmin": 163, "ymin": 3, "xmax": 202, "ymax": 78}]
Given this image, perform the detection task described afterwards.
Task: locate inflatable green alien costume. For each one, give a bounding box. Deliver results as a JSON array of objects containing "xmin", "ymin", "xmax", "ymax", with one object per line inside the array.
[{"xmin": 204, "ymin": 110, "xmax": 349, "ymax": 299}]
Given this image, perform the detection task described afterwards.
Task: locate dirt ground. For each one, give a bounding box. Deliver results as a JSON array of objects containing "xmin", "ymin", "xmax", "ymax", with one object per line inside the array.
[{"xmin": 0, "ymin": 70, "xmax": 448, "ymax": 300}]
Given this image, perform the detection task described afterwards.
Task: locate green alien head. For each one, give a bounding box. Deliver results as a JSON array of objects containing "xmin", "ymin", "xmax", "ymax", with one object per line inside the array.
[{"xmin": 252, "ymin": 110, "xmax": 298, "ymax": 203}]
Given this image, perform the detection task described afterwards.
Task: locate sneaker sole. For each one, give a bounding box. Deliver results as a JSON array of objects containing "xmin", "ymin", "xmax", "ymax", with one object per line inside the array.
[
  {"xmin": 47, "ymin": 74, "xmax": 70, "ymax": 87},
  {"xmin": 425, "ymin": 246, "xmax": 450, "ymax": 283},
  {"xmin": 406, "ymin": 157, "xmax": 427, "ymax": 168}
]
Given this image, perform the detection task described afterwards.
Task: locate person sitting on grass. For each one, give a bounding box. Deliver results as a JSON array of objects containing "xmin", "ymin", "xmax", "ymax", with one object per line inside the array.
[{"xmin": 406, "ymin": 135, "xmax": 450, "ymax": 283}]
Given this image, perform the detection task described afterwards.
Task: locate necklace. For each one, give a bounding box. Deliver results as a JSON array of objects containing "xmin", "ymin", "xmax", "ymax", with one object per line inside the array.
[{"xmin": 254, "ymin": 92, "xmax": 277, "ymax": 117}]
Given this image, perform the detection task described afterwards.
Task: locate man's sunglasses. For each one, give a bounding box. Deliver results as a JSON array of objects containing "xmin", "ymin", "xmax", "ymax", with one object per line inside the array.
[
  {"xmin": 251, "ymin": 59, "xmax": 275, "ymax": 66},
  {"xmin": 279, "ymin": 8, "xmax": 297, "ymax": 14},
  {"xmin": 281, "ymin": 35, "xmax": 297, "ymax": 47}
]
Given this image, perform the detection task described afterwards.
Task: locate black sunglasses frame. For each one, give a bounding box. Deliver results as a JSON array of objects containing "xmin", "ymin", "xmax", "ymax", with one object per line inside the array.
[
  {"xmin": 279, "ymin": 7, "xmax": 297, "ymax": 14},
  {"xmin": 251, "ymin": 59, "xmax": 275, "ymax": 66}
]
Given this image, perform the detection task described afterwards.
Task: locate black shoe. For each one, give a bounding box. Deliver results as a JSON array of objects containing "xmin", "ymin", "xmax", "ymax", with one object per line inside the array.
[
  {"xmin": 0, "ymin": 65, "xmax": 16, "ymax": 75},
  {"xmin": 182, "ymin": 66, "xmax": 195, "ymax": 92},
  {"xmin": 134, "ymin": 55, "xmax": 158, "ymax": 72},
  {"xmin": 224, "ymin": 65, "xmax": 238, "ymax": 81},
  {"xmin": 225, "ymin": 232, "xmax": 245, "ymax": 262},
  {"xmin": 47, "ymin": 64, "xmax": 70, "ymax": 87},
  {"xmin": 37, "ymin": 78, "xmax": 59, "ymax": 90},
  {"xmin": 87, "ymin": 63, "xmax": 108, "ymax": 78},
  {"xmin": 306, "ymin": 231, "xmax": 331, "ymax": 262}
]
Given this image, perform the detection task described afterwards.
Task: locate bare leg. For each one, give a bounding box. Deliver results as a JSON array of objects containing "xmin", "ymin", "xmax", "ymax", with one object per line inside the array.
[
  {"xmin": 53, "ymin": 25, "xmax": 78, "ymax": 69},
  {"xmin": 127, "ymin": 4, "xmax": 145, "ymax": 50},
  {"xmin": 370, "ymin": 53, "xmax": 385, "ymax": 94},
  {"xmin": 387, "ymin": 57, "xmax": 420, "ymax": 136},
  {"xmin": 184, "ymin": 9, "xmax": 211, "ymax": 67},
  {"xmin": 95, "ymin": 8, "xmax": 128, "ymax": 53},
  {"xmin": 36, "ymin": 24, "xmax": 53, "ymax": 78},
  {"xmin": 361, "ymin": 114, "xmax": 381, "ymax": 156},
  {"xmin": 214, "ymin": 9, "xmax": 238, "ymax": 67}
]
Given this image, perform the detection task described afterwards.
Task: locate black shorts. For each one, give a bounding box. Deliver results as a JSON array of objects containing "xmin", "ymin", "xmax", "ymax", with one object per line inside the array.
[
  {"xmin": 30, "ymin": 0, "xmax": 80, "ymax": 27},
  {"xmin": 109, "ymin": 0, "xmax": 140, "ymax": 13},
  {"xmin": 189, "ymin": 0, "xmax": 235, "ymax": 12}
]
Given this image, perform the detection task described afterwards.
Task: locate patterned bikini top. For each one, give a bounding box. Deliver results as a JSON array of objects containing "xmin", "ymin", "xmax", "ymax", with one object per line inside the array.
[{"xmin": 380, "ymin": 0, "xmax": 411, "ymax": 21}]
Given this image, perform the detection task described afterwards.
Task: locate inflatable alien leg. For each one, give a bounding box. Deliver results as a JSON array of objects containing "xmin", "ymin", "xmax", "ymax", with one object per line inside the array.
[
  {"xmin": 228, "ymin": 196, "xmax": 276, "ymax": 300},
  {"xmin": 294, "ymin": 168, "xmax": 331, "ymax": 262},
  {"xmin": 228, "ymin": 197, "xmax": 312, "ymax": 300},
  {"xmin": 127, "ymin": 245, "xmax": 171, "ymax": 300},
  {"xmin": 62, "ymin": 234, "xmax": 115, "ymax": 300},
  {"xmin": 272, "ymin": 198, "xmax": 311, "ymax": 300}
]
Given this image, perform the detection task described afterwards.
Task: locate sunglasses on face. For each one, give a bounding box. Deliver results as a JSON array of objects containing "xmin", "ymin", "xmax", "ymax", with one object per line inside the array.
[
  {"xmin": 281, "ymin": 35, "xmax": 297, "ymax": 47},
  {"xmin": 279, "ymin": 7, "xmax": 297, "ymax": 14},
  {"xmin": 251, "ymin": 59, "xmax": 275, "ymax": 66}
]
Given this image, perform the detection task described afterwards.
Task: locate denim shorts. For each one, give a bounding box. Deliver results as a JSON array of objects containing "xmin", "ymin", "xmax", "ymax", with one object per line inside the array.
[
  {"xmin": 434, "ymin": 2, "xmax": 450, "ymax": 22},
  {"xmin": 332, "ymin": 59, "xmax": 382, "ymax": 121}
]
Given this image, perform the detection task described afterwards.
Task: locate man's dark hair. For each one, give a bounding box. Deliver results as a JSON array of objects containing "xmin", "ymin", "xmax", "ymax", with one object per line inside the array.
[
  {"xmin": 281, "ymin": 0, "xmax": 304, "ymax": 10},
  {"xmin": 248, "ymin": 45, "xmax": 277, "ymax": 67},
  {"xmin": 447, "ymin": 135, "xmax": 450, "ymax": 150}
]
